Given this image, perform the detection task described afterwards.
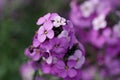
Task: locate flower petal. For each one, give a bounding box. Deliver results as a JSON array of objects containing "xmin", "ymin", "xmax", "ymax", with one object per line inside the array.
[
  {"xmin": 43, "ymin": 21, "xmax": 53, "ymax": 30},
  {"xmin": 56, "ymin": 60, "xmax": 65, "ymax": 69},
  {"xmin": 46, "ymin": 56, "xmax": 52, "ymax": 64},
  {"xmin": 42, "ymin": 63, "xmax": 51, "ymax": 74},
  {"xmin": 38, "ymin": 26, "xmax": 44, "ymax": 35},
  {"xmin": 38, "ymin": 34, "xmax": 46, "ymax": 43},
  {"xmin": 68, "ymin": 69, "xmax": 77, "ymax": 78},
  {"xmin": 67, "ymin": 60, "xmax": 76, "ymax": 68},
  {"xmin": 74, "ymin": 50, "xmax": 82, "ymax": 58},
  {"xmin": 75, "ymin": 56, "xmax": 85, "ymax": 69},
  {"xmin": 50, "ymin": 13, "xmax": 59, "ymax": 20},
  {"xmin": 68, "ymin": 55, "xmax": 77, "ymax": 60},
  {"xmin": 47, "ymin": 30, "xmax": 54, "ymax": 39},
  {"xmin": 33, "ymin": 38, "xmax": 40, "ymax": 47},
  {"xmin": 59, "ymin": 70, "xmax": 67, "ymax": 78},
  {"xmin": 36, "ymin": 17, "xmax": 45, "ymax": 25},
  {"xmin": 43, "ymin": 13, "xmax": 51, "ymax": 20}
]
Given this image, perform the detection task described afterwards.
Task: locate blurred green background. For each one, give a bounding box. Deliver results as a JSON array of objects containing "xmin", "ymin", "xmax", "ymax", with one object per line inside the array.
[{"xmin": 0, "ymin": 0, "xmax": 69, "ymax": 80}]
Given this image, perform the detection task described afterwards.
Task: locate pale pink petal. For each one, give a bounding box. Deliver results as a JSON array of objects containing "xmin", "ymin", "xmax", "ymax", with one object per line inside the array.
[
  {"xmin": 43, "ymin": 21, "xmax": 53, "ymax": 30},
  {"xmin": 50, "ymin": 13, "xmax": 59, "ymax": 20},
  {"xmin": 75, "ymin": 56, "xmax": 85, "ymax": 69},
  {"xmin": 68, "ymin": 55, "xmax": 77, "ymax": 60},
  {"xmin": 47, "ymin": 30, "xmax": 54, "ymax": 39},
  {"xmin": 38, "ymin": 26, "xmax": 44, "ymax": 35},
  {"xmin": 36, "ymin": 17, "xmax": 45, "ymax": 25},
  {"xmin": 38, "ymin": 34, "xmax": 46, "ymax": 42},
  {"xmin": 44, "ymin": 13, "xmax": 51, "ymax": 19},
  {"xmin": 74, "ymin": 50, "xmax": 82, "ymax": 58},
  {"xmin": 46, "ymin": 56, "xmax": 52, "ymax": 64}
]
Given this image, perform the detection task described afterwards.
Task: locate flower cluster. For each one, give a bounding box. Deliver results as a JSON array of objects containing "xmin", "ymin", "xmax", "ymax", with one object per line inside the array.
[
  {"xmin": 70, "ymin": 0, "xmax": 120, "ymax": 48},
  {"xmin": 21, "ymin": 13, "xmax": 85, "ymax": 80},
  {"xmin": 20, "ymin": 0, "xmax": 120, "ymax": 80},
  {"xmin": 70, "ymin": 0, "xmax": 120, "ymax": 80}
]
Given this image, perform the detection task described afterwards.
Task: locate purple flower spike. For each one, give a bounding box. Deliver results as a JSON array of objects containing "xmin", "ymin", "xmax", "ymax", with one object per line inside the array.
[{"xmin": 22, "ymin": 13, "xmax": 85, "ymax": 79}]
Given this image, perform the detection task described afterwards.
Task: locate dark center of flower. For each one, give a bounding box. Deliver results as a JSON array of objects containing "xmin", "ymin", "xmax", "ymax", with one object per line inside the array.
[
  {"xmin": 44, "ymin": 30, "xmax": 48, "ymax": 34},
  {"xmin": 65, "ymin": 66, "xmax": 69, "ymax": 70},
  {"xmin": 57, "ymin": 20, "xmax": 61, "ymax": 23},
  {"xmin": 43, "ymin": 52, "xmax": 49, "ymax": 59},
  {"xmin": 35, "ymin": 49, "xmax": 40, "ymax": 53},
  {"xmin": 76, "ymin": 58, "xmax": 79, "ymax": 62},
  {"xmin": 53, "ymin": 26, "xmax": 63, "ymax": 37},
  {"xmin": 29, "ymin": 45, "xmax": 34, "ymax": 53},
  {"xmin": 55, "ymin": 44, "xmax": 59, "ymax": 48}
]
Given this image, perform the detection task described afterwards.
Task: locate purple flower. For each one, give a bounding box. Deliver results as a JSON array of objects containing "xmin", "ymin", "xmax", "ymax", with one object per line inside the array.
[
  {"xmin": 69, "ymin": 50, "xmax": 85, "ymax": 69},
  {"xmin": 50, "ymin": 37, "xmax": 69, "ymax": 58},
  {"xmin": 24, "ymin": 46, "xmax": 42, "ymax": 61},
  {"xmin": 36, "ymin": 13, "xmax": 58, "ymax": 25},
  {"xmin": 37, "ymin": 21, "xmax": 54, "ymax": 42},
  {"xmin": 55, "ymin": 60, "xmax": 77, "ymax": 78}
]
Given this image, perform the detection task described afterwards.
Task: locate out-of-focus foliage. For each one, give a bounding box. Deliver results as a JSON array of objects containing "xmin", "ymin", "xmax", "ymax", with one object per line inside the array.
[{"xmin": 0, "ymin": 0, "xmax": 69, "ymax": 80}]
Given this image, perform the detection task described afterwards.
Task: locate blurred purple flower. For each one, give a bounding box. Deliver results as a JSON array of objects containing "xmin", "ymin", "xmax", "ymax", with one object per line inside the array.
[{"xmin": 20, "ymin": 62, "xmax": 35, "ymax": 80}]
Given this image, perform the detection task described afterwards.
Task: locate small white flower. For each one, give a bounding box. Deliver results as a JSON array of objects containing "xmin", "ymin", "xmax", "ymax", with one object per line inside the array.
[
  {"xmin": 113, "ymin": 21, "xmax": 120, "ymax": 37},
  {"xmin": 80, "ymin": 1, "xmax": 95, "ymax": 18},
  {"xmin": 53, "ymin": 16, "xmax": 66, "ymax": 27},
  {"xmin": 92, "ymin": 14, "xmax": 107, "ymax": 30}
]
